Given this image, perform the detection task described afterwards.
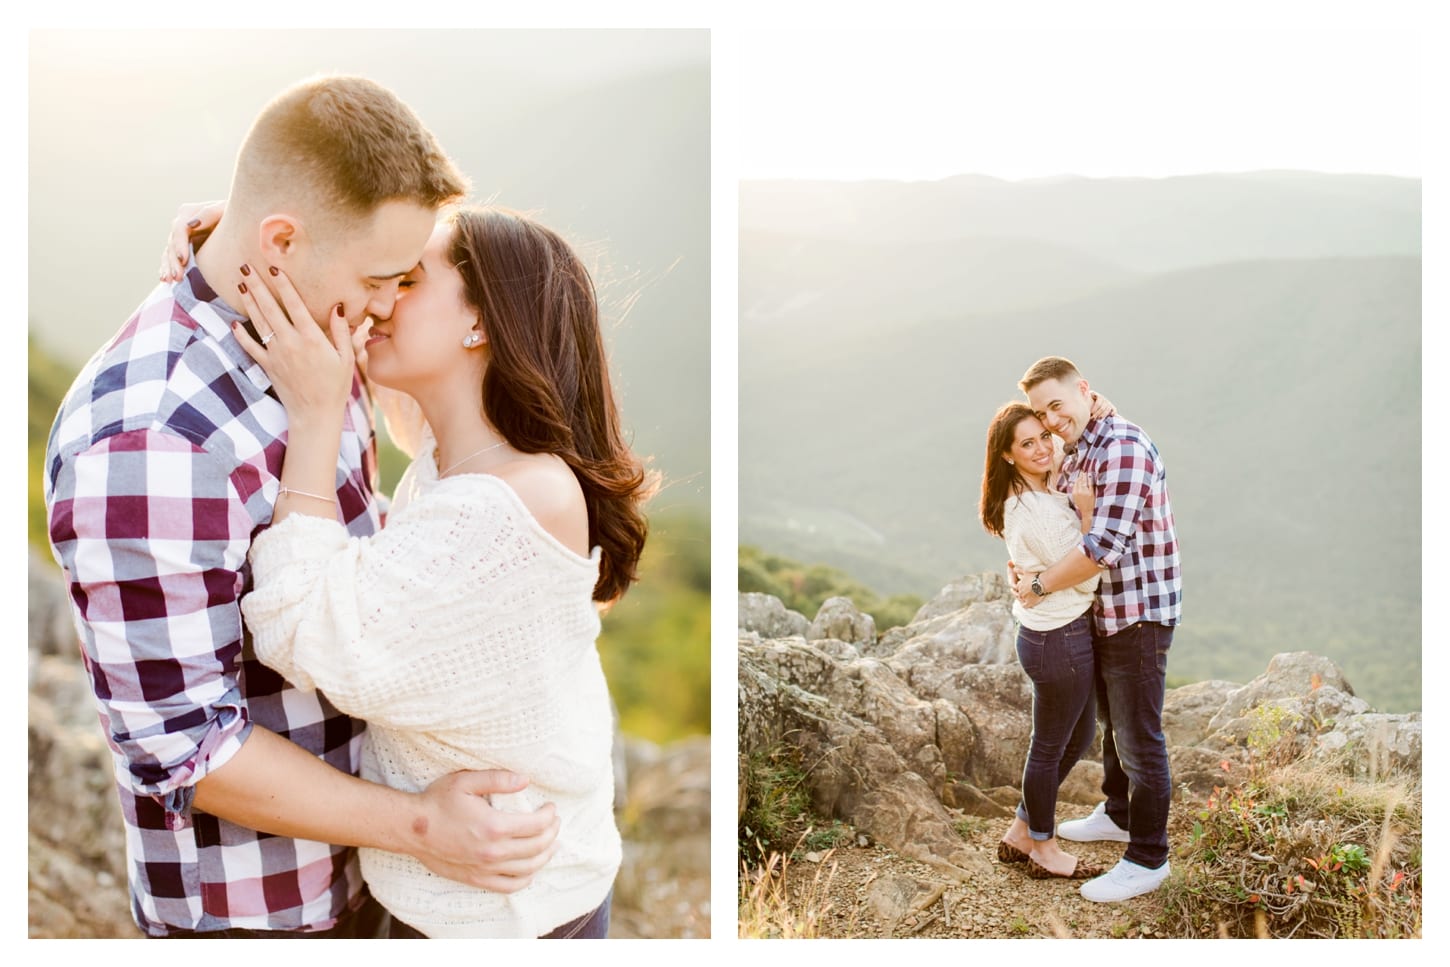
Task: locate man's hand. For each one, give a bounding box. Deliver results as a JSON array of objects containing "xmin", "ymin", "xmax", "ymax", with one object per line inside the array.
[
  {"xmin": 192, "ymin": 730, "xmax": 559, "ymax": 894},
  {"xmin": 411, "ymin": 770, "xmax": 561, "ymax": 893},
  {"xmin": 1008, "ymin": 561, "xmax": 1042, "ymax": 608},
  {"xmin": 1015, "ymin": 575, "xmax": 1044, "ymax": 609}
]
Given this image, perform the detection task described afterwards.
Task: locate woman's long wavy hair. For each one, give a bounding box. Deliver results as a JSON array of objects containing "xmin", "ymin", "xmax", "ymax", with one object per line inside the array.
[
  {"xmin": 447, "ymin": 206, "xmax": 656, "ymax": 603},
  {"xmin": 979, "ymin": 401, "xmax": 1041, "ymax": 539}
]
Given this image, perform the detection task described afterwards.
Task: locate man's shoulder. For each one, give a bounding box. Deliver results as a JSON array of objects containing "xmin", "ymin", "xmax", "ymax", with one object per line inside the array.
[
  {"xmin": 51, "ymin": 284, "xmax": 257, "ymax": 455},
  {"xmin": 1096, "ymin": 413, "xmax": 1158, "ymax": 452},
  {"xmin": 61, "ymin": 284, "xmax": 200, "ymax": 388}
]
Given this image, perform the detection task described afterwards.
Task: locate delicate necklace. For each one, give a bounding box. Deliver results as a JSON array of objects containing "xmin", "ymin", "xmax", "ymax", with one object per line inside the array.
[{"xmin": 438, "ymin": 440, "xmax": 507, "ymax": 477}]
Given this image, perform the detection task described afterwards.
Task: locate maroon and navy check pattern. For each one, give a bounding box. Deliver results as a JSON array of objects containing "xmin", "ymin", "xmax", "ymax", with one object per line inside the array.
[
  {"xmin": 1058, "ymin": 414, "xmax": 1182, "ymax": 636},
  {"xmin": 44, "ymin": 263, "xmax": 381, "ymax": 936}
]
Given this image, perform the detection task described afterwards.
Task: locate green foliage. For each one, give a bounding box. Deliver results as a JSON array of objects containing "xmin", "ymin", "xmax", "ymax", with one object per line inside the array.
[
  {"xmin": 598, "ymin": 507, "xmax": 710, "ymax": 743},
  {"xmin": 28, "ymin": 336, "xmax": 81, "ymax": 550},
  {"xmin": 739, "ymin": 743, "xmax": 813, "ymax": 863},
  {"xmin": 739, "ymin": 545, "xmax": 924, "ymax": 632},
  {"xmin": 800, "ymin": 821, "xmax": 852, "ymax": 853},
  {"xmin": 952, "ymin": 816, "xmax": 988, "ymax": 839},
  {"xmin": 1244, "ymin": 704, "xmax": 1308, "ymax": 772}
]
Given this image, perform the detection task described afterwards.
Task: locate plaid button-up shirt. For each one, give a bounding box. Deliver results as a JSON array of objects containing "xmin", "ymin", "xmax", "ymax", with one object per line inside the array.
[
  {"xmin": 44, "ymin": 263, "xmax": 382, "ymax": 936},
  {"xmin": 1058, "ymin": 414, "xmax": 1182, "ymax": 636}
]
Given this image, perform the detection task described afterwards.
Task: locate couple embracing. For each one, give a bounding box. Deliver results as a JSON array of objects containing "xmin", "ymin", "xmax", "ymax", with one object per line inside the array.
[
  {"xmin": 978, "ymin": 356, "xmax": 1181, "ymax": 903},
  {"xmin": 44, "ymin": 75, "xmax": 651, "ymax": 938}
]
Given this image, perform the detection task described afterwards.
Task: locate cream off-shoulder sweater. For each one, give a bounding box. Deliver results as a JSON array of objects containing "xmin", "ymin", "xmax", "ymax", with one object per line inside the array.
[{"xmin": 241, "ymin": 451, "xmax": 619, "ymax": 938}]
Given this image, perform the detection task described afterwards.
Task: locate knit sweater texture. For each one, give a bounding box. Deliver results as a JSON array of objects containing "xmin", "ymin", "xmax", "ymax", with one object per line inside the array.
[
  {"xmin": 1002, "ymin": 489, "xmax": 1101, "ymax": 632},
  {"xmin": 242, "ymin": 452, "xmax": 619, "ymax": 938}
]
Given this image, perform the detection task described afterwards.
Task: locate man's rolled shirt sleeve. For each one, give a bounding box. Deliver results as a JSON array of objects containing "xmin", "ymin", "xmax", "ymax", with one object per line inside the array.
[
  {"xmin": 49, "ymin": 429, "xmax": 257, "ymax": 827},
  {"xmin": 1081, "ymin": 433, "xmax": 1157, "ymax": 569}
]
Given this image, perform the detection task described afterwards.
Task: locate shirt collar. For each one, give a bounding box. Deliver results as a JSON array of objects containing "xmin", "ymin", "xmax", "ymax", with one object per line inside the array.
[
  {"xmin": 1071, "ymin": 414, "xmax": 1109, "ymax": 455},
  {"xmin": 175, "ymin": 246, "xmax": 273, "ymax": 392}
]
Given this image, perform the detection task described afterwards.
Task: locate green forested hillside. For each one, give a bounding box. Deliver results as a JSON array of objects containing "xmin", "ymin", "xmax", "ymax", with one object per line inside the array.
[{"xmin": 739, "ymin": 544, "xmax": 923, "ymax": 632}]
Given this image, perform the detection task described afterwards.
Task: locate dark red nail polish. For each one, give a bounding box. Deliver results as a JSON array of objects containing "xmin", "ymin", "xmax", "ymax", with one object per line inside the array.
[
  {"xmin": 187, "ymin": 218, "xmax": 201, "ymax": 229},
  {"xmin": 268, "ymin": 266, "xmax": 279, "ymax": 277},
  {"xmin": 240, "ymin": 264, "xmax": 251, "ymax": 276},
  {"xmin": 238, "ymin": 282, "xmax": 248, "ymax": 294},
  {"xmin": 335, "ymin": 304, "xmax": 345, "ymax": 316}
]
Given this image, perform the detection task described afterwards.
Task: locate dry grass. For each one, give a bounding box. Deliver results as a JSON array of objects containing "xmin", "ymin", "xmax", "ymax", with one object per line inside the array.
[
  {"xmin": 738, "ymin": 846, "xmax": 841, "ymax": 939},
  {"xmin": 1157, "ymin": 755, "xmax": 1421, "ymax": 938}
]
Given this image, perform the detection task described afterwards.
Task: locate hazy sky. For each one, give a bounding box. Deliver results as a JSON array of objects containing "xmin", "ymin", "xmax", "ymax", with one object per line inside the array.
[
  {"xmin": 738, "ymin": 28, "xmax": 1421, "ymax": 181},
  {"xmin": 30, "ymin": 28, "xmax": 705, "ymax": 96}
]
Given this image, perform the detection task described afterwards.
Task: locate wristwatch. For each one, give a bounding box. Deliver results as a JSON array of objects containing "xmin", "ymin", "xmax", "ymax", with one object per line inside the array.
[{"xmin": 1031, "ymin": 574, "xmax": 1046, "ymax": 597}]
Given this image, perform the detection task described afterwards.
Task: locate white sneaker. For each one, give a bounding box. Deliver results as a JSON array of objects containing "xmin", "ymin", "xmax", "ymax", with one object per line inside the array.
[
  {"xmin": 1056, "ymin": 802, "xmax": 1130, "ymax": 843},
  {"xmin": 1079, "ymin": 858, "xmax": 1171, "ymax": 902}
]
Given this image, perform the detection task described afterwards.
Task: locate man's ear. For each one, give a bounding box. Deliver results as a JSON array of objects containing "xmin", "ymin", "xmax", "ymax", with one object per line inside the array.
[{"xmin": 257, "ymin": 214, "xmax": 302, "ymax": 260}]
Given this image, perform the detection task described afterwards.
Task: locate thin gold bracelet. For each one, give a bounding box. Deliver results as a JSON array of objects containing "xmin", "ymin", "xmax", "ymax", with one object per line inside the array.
[{"xmin": 277, "ymin": 485, "xmax": 337, "ymax": 505}]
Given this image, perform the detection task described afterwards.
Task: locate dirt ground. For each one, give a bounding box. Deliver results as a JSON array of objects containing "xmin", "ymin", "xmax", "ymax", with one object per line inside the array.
[{"xmin": 759, "ymin": 805, "xmax": 1204, "ymax": 940}]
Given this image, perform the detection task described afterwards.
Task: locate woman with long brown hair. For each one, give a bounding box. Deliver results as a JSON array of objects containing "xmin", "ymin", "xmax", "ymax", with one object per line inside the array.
[
  {"xmin": 175, "ymin": 204, "xmax": 653, "ymax": 938},
  {"xmin": 979, "ymin": 401, "xmax": 1102, "ymax": 881}
]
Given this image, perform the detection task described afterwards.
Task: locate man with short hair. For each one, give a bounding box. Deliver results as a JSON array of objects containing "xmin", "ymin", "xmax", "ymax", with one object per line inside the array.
[
  {"xmin": 1013, "ymin": 355, "xmax": 1181, "ymax": 902},
  {"xmin": 44, "ymin": 75, "xmax": 559, "ymax": 938}
]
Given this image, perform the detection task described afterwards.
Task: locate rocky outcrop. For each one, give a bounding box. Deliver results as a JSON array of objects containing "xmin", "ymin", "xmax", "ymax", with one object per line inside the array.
[
  {"xmin": 738, "ymin": 592, "xmax": 809, "ymax": 640},
  {"xmin": 1317, "ymin": 712, "xmax": 1422, "ymax": 781},
  {"xmin": 612, "ymin": 735, "xmax": 711, "ymax": 939},
  {"xmin": 807, "ymin": 596, "xmax": 877, "ymax": 648},
  {"xmin": 29, "ymin": 551, "xmax": 137, "ymax": 938},
  {"xmin": 739, "ymin": 578, "xmax": 1422, "ymax": 870},
  {"xmin": 29, "ymin": 552, "xmax": 709, "ymax": 939}
]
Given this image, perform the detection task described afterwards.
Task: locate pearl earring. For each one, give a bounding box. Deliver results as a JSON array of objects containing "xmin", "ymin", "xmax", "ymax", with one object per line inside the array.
[{"xmin": 463, "ymin": 332, "xmax": 482, "ymax": 348}]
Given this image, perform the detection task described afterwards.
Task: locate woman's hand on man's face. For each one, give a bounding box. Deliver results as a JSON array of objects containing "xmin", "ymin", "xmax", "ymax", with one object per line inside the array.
[{"xmin": 231, "ymin": 264, "xmax": 355, "ymax": 421}]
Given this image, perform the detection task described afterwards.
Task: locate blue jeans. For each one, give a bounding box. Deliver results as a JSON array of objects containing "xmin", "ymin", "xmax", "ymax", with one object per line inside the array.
[
  {"xmin": 387, "ymin": 891, "xmax": 612, "ymax": 939},
  {"xmin": 541, "ymin": 892, "xmax": 611, "ymax": 939},
  {"xmin": 1014, "ymin": 614, "xmax": 1097, "ymax": 840},
  {"xmin": 1095, "ymin": 620, "xmax": 1174, "ymax": 869}
]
